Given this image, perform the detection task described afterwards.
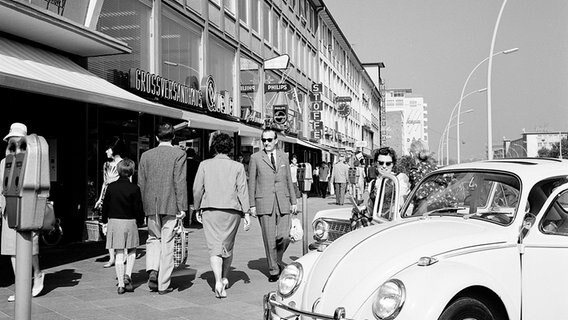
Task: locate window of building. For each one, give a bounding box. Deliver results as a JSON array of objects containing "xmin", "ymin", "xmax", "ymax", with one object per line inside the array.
[
  {"xmin": 240, "ymin": 55, "xmax": 262, "ymax": 124},
  {"xmin": 263, "ymin": 2, "xmax": 270, "ymax": 42},
  {"xmin": 239, "ymin": 0, "xmax": 248, "ymax": 25},
  {"xmin": 251, "ymin": 0, "xmax": 259, "ymax": 33},
  {"xmin": 90, "ymin": 0, "xmax": 151, "ymax": 82},
  {"xmin": 272, "ymin": 10, "xmax": 279, "ymax": 49},
  {"xmin": 281, "ymin": 20, "xmax": 287, "ymax": 52},
  {"xmin": 224, "ymin": 0, "xmax": 235, "ymax": 14},
  {"xmin": 161, "ymin": 7, "xmax": 202, "ymax": 87},
  {"xmin": 208, "ymin": 35, "xmax": 236, "ymax": 115}
]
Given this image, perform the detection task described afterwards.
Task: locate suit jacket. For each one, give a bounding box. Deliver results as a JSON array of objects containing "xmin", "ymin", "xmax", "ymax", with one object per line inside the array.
[
  {"xmin": 193, "ymin": 154, "xmax": 250, "ymax": 213},
  {"xmin": 248, "ymin": 149, "xmax": 296, "ymax": 215},
  {"xmin": 101, "ymin": 177, "xmax": 144, "ymax": 224},
  {"xmin": 331, "ymin": 161, "xmax": 350, "ymax": 184},
  {"xmin": 138, "ymin": 145, "xmax": 188, "ymax": 216}
]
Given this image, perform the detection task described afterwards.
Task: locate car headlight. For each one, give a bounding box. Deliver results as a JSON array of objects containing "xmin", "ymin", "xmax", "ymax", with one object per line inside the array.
[
  {"xmin": 277, "ymin": 262, "xmax": 303, "ymax": 297},
  {"xmin": 313, "ymin": 219, "xmax": 329, "ymax": 241},
  {"xmin": 372, "ymin": 279, "xmax": 406, "ymax": 320}
]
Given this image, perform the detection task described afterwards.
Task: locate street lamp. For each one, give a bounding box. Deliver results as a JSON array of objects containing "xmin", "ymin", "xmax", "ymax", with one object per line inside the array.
[
  {"xmin": 438, "ymin": 108, "xmax": 473, "ymax": 166},
  {"xmin": 487, "ymin": 0, "xmax": 510, "ymax": 160},
  {"xmin": 457, "ymin": 47, "xmax": 518, "ymax": 163}
]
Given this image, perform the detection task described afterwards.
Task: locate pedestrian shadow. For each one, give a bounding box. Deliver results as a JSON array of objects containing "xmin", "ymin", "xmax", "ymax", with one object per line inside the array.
[
  {"xmin": 38, "ymin": 269, "xmax": 81, "ymax": 296},
  {"xmin": 247, "ymin": 258, "xmax": 270, "ymax": 278},
  {"xmin": 199, "ymin": 268, "xmax": 250, "ymax": 291},
  {"xmin": 128, "ymin": 266, "xmax": 197, "ymax": 292}
]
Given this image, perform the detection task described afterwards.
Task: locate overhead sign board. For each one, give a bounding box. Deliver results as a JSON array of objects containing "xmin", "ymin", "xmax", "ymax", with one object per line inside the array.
[
  {"xmin": 273, "ymin": 105, "xmax": 288, "ymax": 125},
  {"xmin": 265, "ymin": 83, "xmax": 291, "ymax": 92}
]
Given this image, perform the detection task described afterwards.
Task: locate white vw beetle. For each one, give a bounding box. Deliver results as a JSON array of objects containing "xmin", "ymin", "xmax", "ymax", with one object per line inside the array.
[{"xmin": 264, "ymin": 158, "xmax": 568, "ymax": 320}]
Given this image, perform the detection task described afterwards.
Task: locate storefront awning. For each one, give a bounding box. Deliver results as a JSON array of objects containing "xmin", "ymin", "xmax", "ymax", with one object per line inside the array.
[
  {"xmin": 181, "ymin": 111, "xmax": 240, "ymax": 132},
  {"xmin": 0, "ymin": 36, "xmax": 185, "ymax": 120},
  {"xmin": 236, "ymin": 123, "xmax": 262, "ymax": 138}
]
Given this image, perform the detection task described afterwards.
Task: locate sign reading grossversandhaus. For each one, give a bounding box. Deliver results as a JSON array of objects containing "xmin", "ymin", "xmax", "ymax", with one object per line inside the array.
[
  {"xmin": 129, "ymin": 68, "xmax": 202, "ymax": 109},
  {"xmin": 128, "ymin": 69, "xmax": 234, "ymax": 117}
]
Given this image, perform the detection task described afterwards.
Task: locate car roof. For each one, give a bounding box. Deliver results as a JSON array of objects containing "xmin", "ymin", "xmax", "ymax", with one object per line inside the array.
[{"xmin": 435, "ymin": 158, "xmax": 568, "ymax": 181}]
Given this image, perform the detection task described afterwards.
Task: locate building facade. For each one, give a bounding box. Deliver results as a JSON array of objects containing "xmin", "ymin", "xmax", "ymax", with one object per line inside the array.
[
  {"xmin": 384, "ymin": 89, "xmax": 428, "ymax": 155},
  {"xmin": 0, "ymin": 0, "xmax": 383, "ymax": 243},
  {"xmin": 503, "ymin": 132, "xmax": 567, "ymax": 158}
]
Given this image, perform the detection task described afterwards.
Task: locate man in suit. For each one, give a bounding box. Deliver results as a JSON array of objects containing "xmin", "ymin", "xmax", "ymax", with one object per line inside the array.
[
  {"xmin": 248, "ymin": 128, "xmax": 297, "ymax": 282},
  {"xmin": 138, "ymin": 123, "xmax": 187, "ymax": 294},
  {"xmin": 330, "ymin": 155, "xmax": 350, "ymax": 205}
]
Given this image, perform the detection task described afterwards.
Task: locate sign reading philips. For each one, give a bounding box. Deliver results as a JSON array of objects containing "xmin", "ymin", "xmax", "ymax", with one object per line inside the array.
[{"xmin": 129, "ymin": 68, "xmax": 202, "ymax": 108}]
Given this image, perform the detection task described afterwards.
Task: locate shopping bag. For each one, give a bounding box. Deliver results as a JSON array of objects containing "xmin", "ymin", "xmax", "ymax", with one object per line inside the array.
[
  {"xmin": 173, "ymin": 219, "xmax": 190, "ymax": 268},
  {"xmin": 289, "ymin": 217, "xmax": 303, "ymax": 243}
]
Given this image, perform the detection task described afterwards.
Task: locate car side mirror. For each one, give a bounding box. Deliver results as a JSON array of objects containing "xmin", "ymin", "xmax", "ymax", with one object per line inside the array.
[{"xmin": 519, "ymin": 213, "xmax": 536, "ymax": 243}]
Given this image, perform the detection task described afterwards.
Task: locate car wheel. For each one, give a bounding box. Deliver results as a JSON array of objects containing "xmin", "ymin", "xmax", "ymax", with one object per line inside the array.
[{"xmin": 439, "ymin": 297, "xmax": 497, "ymax": 320}]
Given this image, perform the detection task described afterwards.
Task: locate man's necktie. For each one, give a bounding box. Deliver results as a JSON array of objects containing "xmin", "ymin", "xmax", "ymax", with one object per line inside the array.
[{"xmin": 270, "ymin": 152, "xmax": 276, "ymax": 169}]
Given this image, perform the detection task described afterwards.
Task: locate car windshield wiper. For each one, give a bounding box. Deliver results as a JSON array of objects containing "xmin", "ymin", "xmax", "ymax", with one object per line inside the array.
[{"xmin": 423, "ymin": 207, "xmax": 467, "ymax": 217}]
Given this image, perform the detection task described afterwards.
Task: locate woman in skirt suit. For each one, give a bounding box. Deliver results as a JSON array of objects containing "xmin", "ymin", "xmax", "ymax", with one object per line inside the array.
[
  {"xmin": 193, "ymin": 133, "xmax": 250, "ymax": 298},
  {"xmin": 102, "ymin": 158, "xmax": 144, "ymax": 294}
]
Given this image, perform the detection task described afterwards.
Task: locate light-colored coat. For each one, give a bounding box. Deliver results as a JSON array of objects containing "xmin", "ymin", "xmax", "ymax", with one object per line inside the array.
[
  {"xmin": 193, "ymin": 154, "xmax": 250, "ymax": 213},
  {"xmin": 330, "ymin": 161, "xmax": 350, "ymax": 184},
  {"xmin": 138, "ymin": 145, "xmax": 188, "ymax": 216},
  {"xmin": 248, "ymin": 149, "xmax": 296, "ymax": 215}
]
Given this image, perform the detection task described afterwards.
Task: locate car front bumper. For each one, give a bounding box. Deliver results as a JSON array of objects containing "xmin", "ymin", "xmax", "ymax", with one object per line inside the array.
[{"xmin": 263, "ymin": 291, "xmax": 353, "ymax": 320}]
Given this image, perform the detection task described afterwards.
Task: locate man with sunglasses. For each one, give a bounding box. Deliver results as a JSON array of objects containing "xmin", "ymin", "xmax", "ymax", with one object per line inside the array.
[{"xmin": 248, "ymin": 128, "xmax": 297, "ymax": 282}]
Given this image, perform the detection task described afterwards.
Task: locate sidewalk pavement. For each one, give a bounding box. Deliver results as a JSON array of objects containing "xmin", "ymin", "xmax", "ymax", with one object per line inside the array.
[{"xmin": 0, "ymin": 194, "xmax": 352, "ymax": 320}]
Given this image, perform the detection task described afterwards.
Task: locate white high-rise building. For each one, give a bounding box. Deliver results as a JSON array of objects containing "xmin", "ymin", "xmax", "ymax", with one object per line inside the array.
[{"xmin": 385, "ymin": 89, "xmax": 429, "ymax": 155}]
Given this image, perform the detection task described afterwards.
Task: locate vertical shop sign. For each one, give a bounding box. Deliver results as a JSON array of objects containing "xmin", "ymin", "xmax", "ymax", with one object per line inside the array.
[{"xmin": 310, "ymin": 83, "xmax": 323, "ymax": 140}]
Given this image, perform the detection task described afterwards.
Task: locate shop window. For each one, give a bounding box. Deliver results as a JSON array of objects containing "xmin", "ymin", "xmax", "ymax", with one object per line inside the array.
[
  {"xmin": 240, "ymin": 55, "xmax": 262, "ymax": 125},
  {"xmin": 208, "ymin": 36, "xmax": 236, "ymax": 115}
]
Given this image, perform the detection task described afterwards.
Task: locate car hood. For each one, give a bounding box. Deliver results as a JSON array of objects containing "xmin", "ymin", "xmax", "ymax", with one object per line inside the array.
[
  {"xmin": 312, "ymin": 207, "xmax": 352, "ymax": 221},
  {"xmin": 302, "ymin": 217, "xmax": 512, "ymax": 315}
]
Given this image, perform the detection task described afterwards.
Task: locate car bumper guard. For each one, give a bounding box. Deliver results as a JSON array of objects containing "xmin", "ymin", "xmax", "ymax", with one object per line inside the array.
[{"xmin": 264, "ymin": 291, "xmax": 353, "ymax": 320}]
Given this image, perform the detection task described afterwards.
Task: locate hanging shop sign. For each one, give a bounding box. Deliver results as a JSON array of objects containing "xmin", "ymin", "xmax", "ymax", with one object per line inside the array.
[
  {"xmin": 129, "ymin": 68, "xmax": 202, "ymax": 109},
  {"xmin": 241, "ymin": 106, "xmax": 264, "ymax": 126},
  {"xmin": 336, "ymin": 96, "xmax": 352, "ymax": 117},
  {"xmin": 265, "ymin": 83, "xmax": 291, "ymax": 92},
  {"xmin": 240, "ymin": 84, "xmax": 257, "ymax": 93},
  {"xmin": 273, "ymin": 105, "xmax": 288, "ymax": 125}
]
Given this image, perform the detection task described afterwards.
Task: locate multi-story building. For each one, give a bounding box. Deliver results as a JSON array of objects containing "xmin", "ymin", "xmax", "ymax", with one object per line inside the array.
[
  {"xmin": 0, "ymin": 0, "xmax": 382, "ymax": 242},
  {"xmin": 384, "ymin": 89, "xmax": 428, "ymax": 155},
  {"xmin": 503, "ymin": 131, "xmax": 567, "ymax": 158}
]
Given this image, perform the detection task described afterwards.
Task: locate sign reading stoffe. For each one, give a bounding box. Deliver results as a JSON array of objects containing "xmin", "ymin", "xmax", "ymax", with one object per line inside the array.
[{"xmin": 129, "ymin": 68, "xmax": 202, "ymax": 109}]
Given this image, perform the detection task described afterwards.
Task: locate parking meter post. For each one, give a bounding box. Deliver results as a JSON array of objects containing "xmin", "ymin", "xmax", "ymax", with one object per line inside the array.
[
  {"xmin": 15, "ymin": 231, "xmax": 32, "ymax": 320},
  {"xmin": 302, "ymin": 192, "xmax": 308, "ymax": 255}
]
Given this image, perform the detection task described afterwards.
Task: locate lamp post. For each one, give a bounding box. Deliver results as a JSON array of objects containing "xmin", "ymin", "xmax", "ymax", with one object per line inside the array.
[
  {"xmin": 456, "ymin": 47, "xmax": 518, "ymax": 163},
  {"xmin": 438, "ymin": 108, "xmax": 473, "ymax": 166},
  {"xmin": 487, "ymin": 0, "xmax": 510, "ymax": 160},
  {"xmin": 442, "ymin": 88, "xmax": 486, "ymax": 165}
]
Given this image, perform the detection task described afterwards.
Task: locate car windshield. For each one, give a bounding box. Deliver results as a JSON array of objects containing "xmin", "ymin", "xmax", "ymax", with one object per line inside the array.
[{"xmin": 402, "ymin": 171, "xmax": 521, "ymax": 225}]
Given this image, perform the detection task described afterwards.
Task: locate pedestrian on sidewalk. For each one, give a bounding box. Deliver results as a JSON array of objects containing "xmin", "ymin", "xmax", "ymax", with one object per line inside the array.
[
  {"xmin": 138, "ymin": 123, "xmax": 187, "ymax": 295},
  {"xmin": 95, "ymin": 136, "xmax": 127, "ymax": 268},
  {"xmin": 248, "ymin": 128, "xmax": 297, "ymax": 282},
  {"xmin": 318, "ymin": 162, "xmax": 330, "ymax": 198},
  {"xmin": 289, "ymin": 154, "xmax": 301, "ymax": 199},
  {"xmin": 330, "ymin": 155, "xmax": 350, "ymax": 205},
  {"xmin": 101, "ymin": 158, "xmax": 144, "ymax": 294},
  {"xmin": 193, "ymin": 133, "xmax": 250, "ymax": 298},
  {"xmin": 0, "ymin": 122, "xmax": 44, "ymax": 302}
]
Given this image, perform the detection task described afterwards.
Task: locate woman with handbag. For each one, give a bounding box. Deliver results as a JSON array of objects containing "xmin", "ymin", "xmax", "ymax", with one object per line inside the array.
[
  {"xmin": 94, "ymin": 136, "xmax": 126, "ymax": 268},
  {"xmin": 193, "ymin": 133, "xmax": 250, "ymax": 298}
]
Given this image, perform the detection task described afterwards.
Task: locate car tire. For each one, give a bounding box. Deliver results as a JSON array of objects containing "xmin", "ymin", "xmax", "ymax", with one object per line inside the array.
[{"xmin": 439, "ymin": 297, "xmax": 497, "ymax": 320}]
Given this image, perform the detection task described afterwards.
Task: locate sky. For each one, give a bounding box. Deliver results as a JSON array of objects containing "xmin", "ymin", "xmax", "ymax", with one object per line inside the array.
[{"xmin": 324, "ymin": 0, "xmax": 568, "ymax": 162}]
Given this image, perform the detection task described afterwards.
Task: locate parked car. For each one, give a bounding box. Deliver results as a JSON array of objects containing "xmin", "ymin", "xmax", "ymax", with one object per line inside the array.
[
  {"xmin": 264, "ymin": 158, "xmax": 568, "ymax": 320},
  {"xmin": 310, "ymin": 172, "xmax": 404, "ymax": 251}
]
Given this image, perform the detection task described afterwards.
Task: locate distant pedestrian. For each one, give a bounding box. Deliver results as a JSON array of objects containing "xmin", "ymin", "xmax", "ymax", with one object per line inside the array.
[
  {"xmin": 185, "ymin": 148, "xmax": 201, "ymax": 226},
  {"xmin": 101, "ymin": 158, "xmax": 144, "ymax": 295},
  {"xmin": 95, "ymin": 136, "xmax": 127, "ymax": 269},
  {"xmin": 354, "ymin": 160, "xmax": 366, "ymax": 202},
  {"xmin": 408, "ymin": 140, "xmax": 437, "ymax": 190},
  {"xmin": 193, "ymin": 133, "xmax": 250, "ymax": 298},
  {"xmin": 248, "ymin": 128, "xmax": 297, "ymax": 282},
  {"xmin": 0, "ymin": 123, "xmax": 44, "ymax": 302},
  {"xmin": 318, "ymin": 162, "xmax": 330, "ymax": 198},
  {"xmin": 289, "ymin": 154, "xmax": 301, "ymax": 198},
  {"xmin": 312, "ymin": 164, "xmax": 320, "ymax": 196},
  {"xmin": 138, "ymin": 122, "xmax": 187, "ymax": 295},
  {"xmin": 330, "ymin": 156, "xmax": 350, "ymax": 205}
]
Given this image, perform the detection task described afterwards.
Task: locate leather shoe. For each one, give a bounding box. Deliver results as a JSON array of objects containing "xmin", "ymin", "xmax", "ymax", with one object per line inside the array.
[
  {"xmin": 124, "ymin": 275, "xmax": 133, "ymax": 292},
  {"xmin": 117, "ymin": 287, "xmax": 126, "ymax": 295},
  {"xmin": 148, "ymin": 270, "xmax": 158, "ymax": 292},
  {"xmin": 158, "ymin": 287, "xmax": 174, "ymax": 295},
  {"xmin": 268, "ymin": 274, "xmax": 279, "ymax": 282}
]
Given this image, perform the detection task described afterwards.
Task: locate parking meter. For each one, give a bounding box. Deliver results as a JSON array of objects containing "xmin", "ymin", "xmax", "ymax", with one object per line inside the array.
[
  {"xmin": 3, "ymin": 134, "xmax": 50, "ymax": 231},
  {"xmin": 348, "ymin": 167, "xmax": 358, "ymax": 184}
]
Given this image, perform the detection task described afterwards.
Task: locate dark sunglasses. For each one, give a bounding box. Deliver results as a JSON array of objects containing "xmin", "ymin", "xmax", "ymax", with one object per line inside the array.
[
  {"xmin": 261, "ymin": 138, "xmax": 274, "ymax": 143},
  {"xmin": 378, "ymin": 161, "xmax": 392, "ymax": 166}
]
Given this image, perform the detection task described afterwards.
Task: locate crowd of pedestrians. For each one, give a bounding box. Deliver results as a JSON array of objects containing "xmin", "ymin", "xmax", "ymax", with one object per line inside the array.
[{"xmin": 0, "ymin": 120, "xmax": 435, "ymax": 301}]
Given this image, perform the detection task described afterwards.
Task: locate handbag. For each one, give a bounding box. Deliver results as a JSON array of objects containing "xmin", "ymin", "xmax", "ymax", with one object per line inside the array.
[
  {"xmin": 289, "ymin": 217, "xmax": 303, "ymax": 242},
  {"xmin": 173, "ymin": 218, "xmax": 190, "ymax": 268},
  {"xmin": 42, "ymin": 201, "xmax": 55, "ymax": 231}
]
